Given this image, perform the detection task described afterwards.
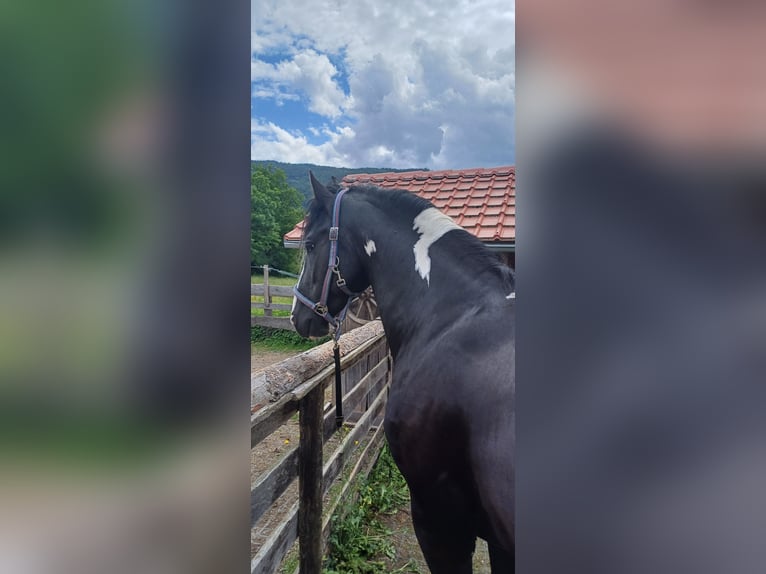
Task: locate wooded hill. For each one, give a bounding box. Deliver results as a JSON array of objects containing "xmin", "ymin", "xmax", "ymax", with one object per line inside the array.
[{"xmin": 251, "ymin": 160, "xmax": 425, "ymax": 205}]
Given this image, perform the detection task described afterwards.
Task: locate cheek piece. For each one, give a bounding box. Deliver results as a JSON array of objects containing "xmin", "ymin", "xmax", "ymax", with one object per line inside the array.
[{"xmin": 293, "ymin": 188, "xmax": 361, "ymax": 340}]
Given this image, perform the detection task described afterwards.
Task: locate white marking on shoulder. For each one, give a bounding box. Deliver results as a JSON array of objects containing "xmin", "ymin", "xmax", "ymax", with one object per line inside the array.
[
  {"xmin": 506, "ymin": 292, "xmax": 515, "ymax": 299},
  {"xmin": 412, "ymin": 207, "xmax": 462, "ymax": 285},
  {"xmin": 364, "ymin": 239, "xmax": 377, "ymax": 256}
]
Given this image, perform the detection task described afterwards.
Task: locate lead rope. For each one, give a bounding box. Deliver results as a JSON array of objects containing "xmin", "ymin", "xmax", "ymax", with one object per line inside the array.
[
  {"xmin": 333, "ymin": 340, "xmax": 343, "ymax": 428},
  {"xmin": 332, "ymin": 299, "xmax": 352, "ymax": 428}
]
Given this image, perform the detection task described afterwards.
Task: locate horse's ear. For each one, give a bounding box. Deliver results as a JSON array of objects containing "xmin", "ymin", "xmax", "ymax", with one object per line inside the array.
[{"xmin": 309, "ymin": 171, "xmax": 334, "ymax": 213}]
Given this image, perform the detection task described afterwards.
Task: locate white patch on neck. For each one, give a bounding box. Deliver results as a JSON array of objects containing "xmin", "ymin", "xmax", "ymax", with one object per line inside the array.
[
  {"xmin": 364, "ymin": 239, "xmax": 377, "ymax": 256},
  {"xmin": 412, "ymin": 208, "xmax": 462, "ymax": 285},
  {"xmin": 507, "ymin": 292, "xmax": 515, "ymax": 299}
]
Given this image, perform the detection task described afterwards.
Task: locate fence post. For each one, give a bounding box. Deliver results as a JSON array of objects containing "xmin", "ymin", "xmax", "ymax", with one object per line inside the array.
[
  {"xmin": 263, "ymin": 265, "xmax": 272, "ymax": 316},
  {"xmin": 298, "ymin": 384, "xmax": 324, "ymax": 574}
]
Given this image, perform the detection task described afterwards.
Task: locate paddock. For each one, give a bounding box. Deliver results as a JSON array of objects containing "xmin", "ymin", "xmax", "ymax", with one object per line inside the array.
[
  {"xmin": 251, "ymin": 265, "xmax": 378, "ymax": 332},
  {"xmin": 251, "ymin": 321, "xmax": 391, "ymax": 574}
]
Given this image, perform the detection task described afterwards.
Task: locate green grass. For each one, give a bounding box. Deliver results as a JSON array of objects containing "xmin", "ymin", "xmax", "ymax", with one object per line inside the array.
[
  {"xmin": 251, "ymin": 273, "xmax": 298, "ymax": 286},
  {"xmin": 251, "ymin": 325, "xmax": 329, "ymax": 352},
  {"xmin": 251, "ymin": 307, "xmax": 291, "ymax": 318},
  {"xmin": 252, "ymin": 274, "xmax": 297, "ymax": 318},
  {"xmin": 250, "ymin": 273, "xmax": 327, "ymax": 351},
  {"xmin": 279, "ymin": 549, "xmax": 299, "ymax": 574},
  {"xmin": 323, "ymin": 445, "xmax": 415, "ymax": 574}
]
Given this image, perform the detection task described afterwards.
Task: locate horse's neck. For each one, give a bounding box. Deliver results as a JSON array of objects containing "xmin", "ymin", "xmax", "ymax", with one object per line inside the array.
[{"xmin": 359, "ymin": 211, "xmax": 507, "ymax": 358}]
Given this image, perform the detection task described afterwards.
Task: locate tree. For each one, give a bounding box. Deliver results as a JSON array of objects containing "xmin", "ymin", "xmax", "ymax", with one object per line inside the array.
[{"xmin": 251, "ymin": 166, "xmax": 304, "ymax": 273}]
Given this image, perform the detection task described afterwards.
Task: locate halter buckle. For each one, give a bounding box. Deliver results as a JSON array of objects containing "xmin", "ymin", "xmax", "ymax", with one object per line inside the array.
[
  {"xmin": 336, "ymin": 277, "xmax": 347, "ymax": 288},
  {"xmin": 314, "ymin": 303, "xmax": 328, "ymax": 316},
  {"xmin": 328, "ymin": 227, "xmax": 339, "ymax": 241}
]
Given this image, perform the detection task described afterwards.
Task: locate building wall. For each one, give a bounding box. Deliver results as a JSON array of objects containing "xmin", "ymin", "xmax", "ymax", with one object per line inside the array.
[{"xmin": 495, "ymin": 251, "xmax": 515, "ymax": 269}]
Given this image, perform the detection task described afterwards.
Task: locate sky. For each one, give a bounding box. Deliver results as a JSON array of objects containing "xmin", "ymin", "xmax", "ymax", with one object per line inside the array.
[{"xmin": 251, "ymin": 0, "xmax": 515, "ymax": 170}]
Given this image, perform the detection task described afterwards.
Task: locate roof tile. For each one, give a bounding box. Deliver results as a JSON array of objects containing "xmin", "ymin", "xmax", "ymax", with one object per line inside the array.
[
  {"xmin": 483, "ymin": 214, "xmax": 503, "ymax": 227},
  {"xmin": 464, "ymin": 206, "xmax": 484, "ymax": 216},
  {"xmin": 284, "ymin": 166, "xmax": 515, "ymax": 244},
  {"xmin": 468, "ymin": 197, "xmax": 489, "ymax": 207}
]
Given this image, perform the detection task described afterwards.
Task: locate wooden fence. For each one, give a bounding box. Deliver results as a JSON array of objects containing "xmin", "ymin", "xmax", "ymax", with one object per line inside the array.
[
  {"xmin": 251, "ymin": 321, "xmax": 391, "ymax": 574},
  {"xmin": 252, "ymin": 265, "xmax": 295, "ymax": 330}
]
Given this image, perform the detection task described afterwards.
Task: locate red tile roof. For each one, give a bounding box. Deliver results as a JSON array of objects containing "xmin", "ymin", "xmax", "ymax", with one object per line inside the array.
[{"xmin": 283, "ymin": 166, "xmax": 515, "ymax": 245}]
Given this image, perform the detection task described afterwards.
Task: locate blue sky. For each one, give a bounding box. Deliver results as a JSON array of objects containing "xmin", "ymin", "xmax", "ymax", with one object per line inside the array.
[{"xmin": 251, "ymin": 0, "xmax": 515, "ymax": 169}]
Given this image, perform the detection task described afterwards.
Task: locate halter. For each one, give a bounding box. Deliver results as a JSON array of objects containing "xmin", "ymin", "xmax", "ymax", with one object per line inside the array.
[
  {"xmin": 293, "ymin": 187, "xmax": 360, "ymax": 340},
  {"xmin": 293, "ymin": 187, "xmax": 360, "ymax": 428}
]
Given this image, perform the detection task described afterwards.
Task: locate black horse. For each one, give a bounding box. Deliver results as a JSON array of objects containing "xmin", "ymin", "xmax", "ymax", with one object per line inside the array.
[{"xmin": 291, "ymin": 173, "xmax": 515, "ymax": 573}]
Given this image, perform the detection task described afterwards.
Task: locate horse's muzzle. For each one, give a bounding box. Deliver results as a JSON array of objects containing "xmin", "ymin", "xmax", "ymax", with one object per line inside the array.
[{"xmin": 291, "ymin": 312, "xmax": 331, "ymax": 339}]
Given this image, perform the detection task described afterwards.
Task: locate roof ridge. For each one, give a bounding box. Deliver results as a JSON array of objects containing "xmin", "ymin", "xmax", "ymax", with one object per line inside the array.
[
  {"xmin": 343, "ymin": 165, "xmax": 515, "ymax": 183},
  {"xmin": 286, "ymin": 166, "xmax": 515, "ymax": 245}
]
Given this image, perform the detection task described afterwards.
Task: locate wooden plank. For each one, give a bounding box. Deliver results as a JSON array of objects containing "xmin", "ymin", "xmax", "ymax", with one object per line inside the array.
[
  {"xmin": 250, "ymin": 325, "xmax": 391, "ymax": 573},
  {"xmin": 263, "ymin": 266, "xmax": 272, "ymax": 316},
  {"xmin": 284, "ymin": 424, "xmax": 387, "ymax": 574},
  {"xmin": 270, "ymin": 285, "xmax": 295, "ymax": 297},
  {"xmin": 252, "ymin": 323, "xmax": 385, "ymax": 410},
  {"xmin": 342, "ymin": 357, "xmax": 388, "ymax": 419},
  {"xmin": 322, "ymin": 384, "xmax": 388, "ymax": 494},
  {"xmin": 284, "ymin": 371, "xmax": 332, "ymax": 422},
  {"xmin": 252, "ymin": 400, "xmax": 385, "ymax": 574},
  {"xmin": 251, "ymin": 315, "xmax": 295, "ymax": 330},
  {"xmin": 365, "ymin": 357, "xmax": 389, "ymax": 409},
  {"xmin": 251, "ymin": 446, "xmax": 299, "ymax": 527},
  {"xmin": 252, "ymin": 284, "xmax": 294, "ymax": 297},
  {"xmin": 320, "ymin": 421, "xmax": 387, "ymax": 551},
  {"xmin": 298, "ymin": 384, "xmax": 324, "ymax": 574},
  {"xmin": 289, "ymin": 333, "xmax": 385, "ymax": 403},
  {"xmin": 322, "ymin": 357, "xmax": 389, "ymax": 442},
  {"xmin": 251, "ymin": 500, "xmax": 298, "ymax": 574},
  {"xmin": 341, "ymin": 360, "xmax": 358, "ymax": 397},
  {"xmin": 367, "ymin": 376, "xmax": 387, "ymax": 419},
  {"xmin": 251, "ymin": 396, "xmax": 299, "ymax": 448}
]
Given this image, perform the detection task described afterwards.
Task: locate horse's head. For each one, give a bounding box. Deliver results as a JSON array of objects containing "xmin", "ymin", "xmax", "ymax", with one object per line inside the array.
[{"xmin": 291, "ymin": 173, "xmax": 368, "ymax": 338}]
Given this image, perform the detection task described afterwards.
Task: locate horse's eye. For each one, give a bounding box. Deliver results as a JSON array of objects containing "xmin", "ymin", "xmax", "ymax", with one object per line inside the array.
[{"xmin": 305, "ymin": 241, "xmax": 315, "ymax": 253}]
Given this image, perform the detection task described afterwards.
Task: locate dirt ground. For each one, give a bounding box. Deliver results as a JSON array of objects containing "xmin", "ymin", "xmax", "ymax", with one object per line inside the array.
[
  {"xmin": 252, "ymin": 348, "xmax": 296, "ymax": 374},
  {"xmin": 378, "ymin": 497, "xmax": 492, "ymax": 573}
]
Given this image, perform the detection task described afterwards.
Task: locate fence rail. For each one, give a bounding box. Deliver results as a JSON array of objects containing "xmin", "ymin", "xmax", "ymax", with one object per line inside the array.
[
  {"xmin": 251, "ymin": 321, "xmax": 390, "ymax": 574},
  {"xmin": 251, "ymin": 284, "xmax": 294, "ymax": 298},
  {"xmin": 252, "ymin": 265, "xmax": 295, "ymax": 330}
]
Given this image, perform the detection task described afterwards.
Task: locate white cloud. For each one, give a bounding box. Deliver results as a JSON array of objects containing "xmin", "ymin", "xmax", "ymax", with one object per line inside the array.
[
  {"xmin": 251, "ymin": 118, "xmax": 354, "ymax": 167},
  {"xmin": 251, "ymin": 0, "xmax": 515, "ymax": 168},
  {"xmin": 251, "ymin": 49, "xmax": 348, "ymax": 118}
]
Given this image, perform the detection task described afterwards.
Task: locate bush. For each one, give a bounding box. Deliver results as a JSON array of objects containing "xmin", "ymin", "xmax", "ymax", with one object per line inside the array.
[
  {"xmin": 250, "ymin": 326, "xmax": 329, "ymax": 351},
  {"xmin": 323, "ymin": 445, "xmax": 412, "ymax": 574}
]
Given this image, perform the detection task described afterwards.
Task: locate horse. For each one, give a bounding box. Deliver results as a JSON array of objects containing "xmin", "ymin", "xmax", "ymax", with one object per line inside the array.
[{"xmin": 291, "ymin": 173, "xmax": 515, "ymax": 573}]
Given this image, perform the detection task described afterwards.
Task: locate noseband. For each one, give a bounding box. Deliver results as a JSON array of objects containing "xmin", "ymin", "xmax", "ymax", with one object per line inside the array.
[{"xmin": 293, "ymin": 188, "xmax": 360, "ymax": 338}]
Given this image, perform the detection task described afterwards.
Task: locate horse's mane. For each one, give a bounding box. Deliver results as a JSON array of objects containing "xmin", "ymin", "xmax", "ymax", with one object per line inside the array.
[
  {"xmin": 305, "ymin": 181, "xmax": 514, "ymax": 291},
  {"xmin": 352, "ymin": 183, "xmax": 515, "ymax": 292}
]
